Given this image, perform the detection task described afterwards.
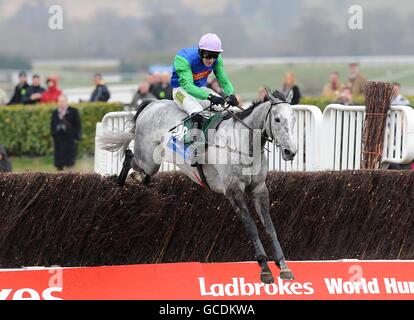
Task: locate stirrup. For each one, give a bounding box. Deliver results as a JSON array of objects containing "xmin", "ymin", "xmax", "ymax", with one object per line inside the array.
[{"xmin": 189, "ymin": 147, "xmax": 198, "ymax": 167}]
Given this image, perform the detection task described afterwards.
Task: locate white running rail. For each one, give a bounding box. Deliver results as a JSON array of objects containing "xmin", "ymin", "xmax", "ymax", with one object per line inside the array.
[
  {"xmin": 267, "ymin": 104, "xmax": 322, "ymax": 171},
  {"xmin": 94, "ymin": 104, "xmax": 414, "ymax": 175},
  {"xmin": 319, "ymin": 104, "xmax": 414, "ymax": 170}
]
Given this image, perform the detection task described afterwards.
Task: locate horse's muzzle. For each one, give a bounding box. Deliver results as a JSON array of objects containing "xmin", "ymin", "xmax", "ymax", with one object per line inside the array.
[{"xmin": 282, "ymin": 148, "xmax": 296, "ymax": 161}]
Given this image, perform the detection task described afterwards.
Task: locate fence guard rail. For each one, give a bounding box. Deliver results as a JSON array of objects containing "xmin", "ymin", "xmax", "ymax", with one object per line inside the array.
[{"xmin": 94, "ymin": 104, "xmax": 414, "ymax": 175}]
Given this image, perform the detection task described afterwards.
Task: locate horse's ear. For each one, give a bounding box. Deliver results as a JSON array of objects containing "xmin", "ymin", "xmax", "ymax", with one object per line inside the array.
[
  {"xmin": 286, "ymin": 89, "xmax": 294, "ymax": 104},
  {"xmin": 265, "ymin": 88, "xmax": 277, "ymax": 104}
]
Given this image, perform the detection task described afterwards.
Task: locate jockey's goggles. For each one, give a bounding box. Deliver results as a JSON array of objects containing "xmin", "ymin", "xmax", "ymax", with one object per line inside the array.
[{"xmin": 199, "ymin": 50, "xmax": 220, "ymax": 60}]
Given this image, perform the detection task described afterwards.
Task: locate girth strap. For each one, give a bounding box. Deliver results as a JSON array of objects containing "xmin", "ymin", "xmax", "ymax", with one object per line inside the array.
[{"xmin": 196, "ymin": 164, "xmax": 210, "ymax": 190}]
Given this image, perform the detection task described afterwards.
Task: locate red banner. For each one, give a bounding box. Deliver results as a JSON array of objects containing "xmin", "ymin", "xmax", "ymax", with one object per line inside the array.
[{"xmin": 0, "ymin": 261, "xmax": 414, "ymax": 300}]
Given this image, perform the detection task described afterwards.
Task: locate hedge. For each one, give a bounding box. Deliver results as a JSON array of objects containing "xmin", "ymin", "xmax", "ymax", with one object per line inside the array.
[
  {"xmin": 300, "ymin": 96, "xmax": 365, "ymax": 110},
  {"xmin": 2, "ymin": 170, "xmax": 414, "ymax": 267},
  {"xmin": 0, "ymin": 102, "xmax": 124, "ymax": 157},
  {"xmin": 300, "ymin": 96, "xmax": 413, "ymax": 111}
]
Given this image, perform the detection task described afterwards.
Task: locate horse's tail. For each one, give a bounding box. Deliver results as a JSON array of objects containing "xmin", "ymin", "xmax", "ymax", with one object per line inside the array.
[
  {"xmin": 128, "ymin": 99, "xmax": 156, "ymax": 135},
  {"xmin": 98, "ymin": 130, "xmax": 134, "ymax": 153},
  {"xmin": 98, "ymin": 99, "xmax": 156, "ymax": 154}
]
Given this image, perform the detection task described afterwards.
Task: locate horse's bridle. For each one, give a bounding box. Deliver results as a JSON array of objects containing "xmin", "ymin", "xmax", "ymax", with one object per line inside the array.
[
  {"xmin": 262, "ymin": 101, "xmax": 286, "ymax": 148},
  {"xmin": 221, "ymin": 100, "xmax": 284, "ymax": 148},
  {"xmin": 209, "ymin": 100, "xmax": 286, "ymax": 158}
]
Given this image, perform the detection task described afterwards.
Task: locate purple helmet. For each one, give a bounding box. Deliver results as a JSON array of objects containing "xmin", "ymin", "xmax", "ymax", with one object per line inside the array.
[{"xmin": 198, "ymin": 33, "xmax": 223, "ymax": 52}]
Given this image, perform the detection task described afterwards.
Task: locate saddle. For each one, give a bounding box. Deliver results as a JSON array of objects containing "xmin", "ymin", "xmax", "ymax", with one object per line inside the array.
[
  {"xmin": 166, "ymin": 112, "xmax": 225, "ymax": 163},
  {"xmin": 183, "ymin": 112, "xmax": 224, "ymax": 145}
]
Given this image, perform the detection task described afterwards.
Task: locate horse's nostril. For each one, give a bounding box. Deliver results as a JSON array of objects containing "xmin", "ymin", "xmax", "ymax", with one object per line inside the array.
[{"xmin": 283, "ymin": 149, "xmax": 291, "ymax": 157}]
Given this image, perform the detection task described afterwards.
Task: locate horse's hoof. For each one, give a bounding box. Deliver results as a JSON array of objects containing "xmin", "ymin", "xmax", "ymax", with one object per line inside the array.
[
  {"xmin": 130, "ymin": 172, "xmax": 142, "ymax": 182},
  {"xmin": 280, "ymin": 270, "xmax": 295, "ymax": 281},
  {"xmin": 260, "ymin": 271, "xmax": 274, "ymax": 284},
  {"xmin": 117, "ymin": 175, "xmax": 127, "ymax": 187},
  {"xmin": 143, "ymin": 174, "xmax": 151, "ymax": 185}
]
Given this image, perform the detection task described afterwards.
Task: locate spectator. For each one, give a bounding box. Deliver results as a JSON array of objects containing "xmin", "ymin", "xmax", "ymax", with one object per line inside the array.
[
  {"xmin": 51, "ymin": 94, "xmax": 82, "ymax": 171},
  {"xmin": 0, "ymin": 144, "xmax": 12, "ymax": 172},
  {"xmin": 347, "ymin": 63, "xmax": 367, "ymax": 96},
  {"xmin": 128, "ymin": 81, "xmax": 156, "ymax": 109},
  {"xmin": 90, "ymin": 73, "xmax": 111, "ymax": 102},
  {"xmin": 257, "ymin": 86, "xmax": 268, "ymax": 103},
  {"xmin": 322, "ymin": 71, "xmax": 343, "ymax": 100},
  {"xmin": 0, "ymin": 87, "xmax": 7, "ymax": 106},
  {"xmin": 391, "ymin": 83, "xmax": 410, "ymax": 106},
  {"xmin": 41, "ymin": 77, "xmax": 62, "ymax": 104},
  {"xmin": 335, "ymin": 86, "xmax": 353, "ymax": 105},
  {"xmin": 22, "ymin": 74, "xmax": 45, "ymax": 105},
  {"xmin": 152, "ymin": 72, "xmax": 173, "ymax": 100},
  {"xmin": 251, "ymin": 86, "xmax": 270, "ymax": 107},
  {"xmin": 207, "ymin": 78, "xmax": 225, "ymax": 97},
  {"xmin": 282, "ymin": 72, "xmax": 301, "ymax": 105},
  {"xmin": 148, "ymin": 72, "xmax": 161, "ymax": 97},
  {"xmin": 7, "ymin": 71, "xmax": 29, "ymax": 105}
]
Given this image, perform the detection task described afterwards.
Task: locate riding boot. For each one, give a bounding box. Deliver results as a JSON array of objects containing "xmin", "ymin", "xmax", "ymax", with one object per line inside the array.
[
  {"xmin": 189, "ymin": 113, "xmax": 205, "ymax": 167},
  {"xmin": 189, "ymin": 124, "xmax": 201, "ymax": 167}
]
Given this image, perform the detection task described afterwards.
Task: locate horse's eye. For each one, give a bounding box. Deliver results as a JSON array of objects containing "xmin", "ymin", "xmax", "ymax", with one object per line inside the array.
[{"xmin": 275, "ymin": 118, "xmax": 280, "ymax": 123}]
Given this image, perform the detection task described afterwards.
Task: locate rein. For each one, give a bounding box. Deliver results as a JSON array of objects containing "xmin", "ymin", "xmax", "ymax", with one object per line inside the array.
[
  {"xmin": 203, "ymin": 100, "xmax": 286, "ymax": 159},
  {"xmin": 221, "ymin": 101, "xmax": 284, "ymax": 148},
  {"xmin": 262, "ymin": 101, "xmax": 285, "ymax": 148}
]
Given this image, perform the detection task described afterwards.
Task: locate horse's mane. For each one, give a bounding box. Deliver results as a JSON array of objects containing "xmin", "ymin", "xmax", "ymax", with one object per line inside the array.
[
  {"xmin": 223, "ymin": 104, "xmax": 255, "ymax": 120},
  {"xmin": 224, "ymin": 90, "xmax": 286, "ymax": 120},
  {"xmin": 272, "ymin": 90, "xmax": 287, "ymax": 102}
]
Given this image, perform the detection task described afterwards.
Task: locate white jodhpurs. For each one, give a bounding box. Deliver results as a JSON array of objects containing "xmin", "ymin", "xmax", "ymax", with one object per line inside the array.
[{"xmin": 173, "ymin": 87, "xmax": 222, "ymax": 116}]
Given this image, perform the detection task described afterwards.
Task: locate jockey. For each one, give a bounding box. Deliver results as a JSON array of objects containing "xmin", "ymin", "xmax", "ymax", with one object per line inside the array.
[
  {"xmin": 171, "ymin": 33, "xmax": 238, "ymax": 124},
  {"xmin": 170, "ymin": 33, "xmax": 238, "ymax": 166}
]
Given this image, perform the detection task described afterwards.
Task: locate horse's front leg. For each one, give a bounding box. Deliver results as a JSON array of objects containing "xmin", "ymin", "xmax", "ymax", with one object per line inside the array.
[
  {"xmin": 251, "ymin": 184, "xmax": 294, "ymax": 280},
  {"xmin": 226, "ymin": 186, "xmax": 274, "ymax": 284}
]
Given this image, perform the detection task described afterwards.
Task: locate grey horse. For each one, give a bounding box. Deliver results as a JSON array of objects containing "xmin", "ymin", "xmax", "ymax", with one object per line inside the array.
[{"xmin": 99, "ymin": 89, "xmax": 297, "ymax": 283}]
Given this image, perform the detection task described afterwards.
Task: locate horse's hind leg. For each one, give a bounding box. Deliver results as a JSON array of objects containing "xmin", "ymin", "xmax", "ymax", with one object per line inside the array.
[
  {"xmin": 118, "ymin": 149, "xmax": 134, "ymax": 186},
  {"xmin": 130, "ymin": 169, "xmax": 151, "ymax": 185},
  {"xmin": 130, "ymin": 159, "xmax": 154, "ymax": 185},
  {"xmin": 226, "ymin": 186, "xmax": 274, "ymax": 284},
  {"xmin": 130, "ymin": 145, "xmax": 161, "ymax": 185}
]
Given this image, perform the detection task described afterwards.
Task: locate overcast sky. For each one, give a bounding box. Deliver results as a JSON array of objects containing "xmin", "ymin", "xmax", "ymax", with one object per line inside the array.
[
  {"xmin": 1, "ymin": 0, "xmax": 413, "ymax": 19},
  {"xmin": 0, "ymin": 0, "xmax": 413, "ymax": 59}
]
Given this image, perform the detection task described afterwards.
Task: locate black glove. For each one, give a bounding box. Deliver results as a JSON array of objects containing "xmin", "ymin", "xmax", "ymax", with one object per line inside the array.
[
  {"xmin": 207, "ymin": 94, "xmax": 225, "ymax": 106},
  {"xmin": 227, "ymin": 94, "xmax": 239, "ymax": 106}
]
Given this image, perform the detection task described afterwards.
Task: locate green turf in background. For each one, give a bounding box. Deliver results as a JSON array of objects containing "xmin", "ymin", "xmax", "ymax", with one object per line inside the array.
[
  {"xmin": 226, "ymin": 63, "xmax": 414, "ymax": 99},
  {"xmin": 10, "ymin": 155, "xmax": 95, "ymax": 173}
]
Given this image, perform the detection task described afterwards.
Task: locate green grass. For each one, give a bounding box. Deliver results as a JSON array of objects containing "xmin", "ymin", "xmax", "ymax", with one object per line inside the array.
[
  {"xmin": 34, "ymin": 62, "xmax": 414, "ymax": 100},
  {"xmin": 10, "ymin": 155, "xmax": 95, "ymax": 173},
  {"xmin": 226, "ymin": 63, "xmax": 414, "ymax": 99}
]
